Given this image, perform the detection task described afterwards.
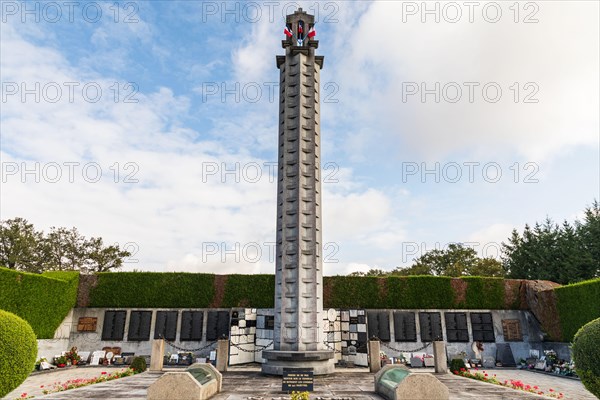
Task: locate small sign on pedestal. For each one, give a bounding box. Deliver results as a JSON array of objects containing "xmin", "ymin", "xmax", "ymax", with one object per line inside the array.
[{"xmin": 282, "ymin": 368, "xmax": 314, "ymax": 391}]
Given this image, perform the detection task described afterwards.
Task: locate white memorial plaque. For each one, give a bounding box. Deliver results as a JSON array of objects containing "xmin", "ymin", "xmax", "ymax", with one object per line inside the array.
[{"xmin": 327, "ymin": 308, "xmax": 337, "ymax": 322}]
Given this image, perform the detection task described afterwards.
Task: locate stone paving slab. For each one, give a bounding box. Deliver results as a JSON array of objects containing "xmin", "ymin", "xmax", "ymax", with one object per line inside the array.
[{"xmin": 3, "ymin": 365, "xmax": 595, "ymax": 400}]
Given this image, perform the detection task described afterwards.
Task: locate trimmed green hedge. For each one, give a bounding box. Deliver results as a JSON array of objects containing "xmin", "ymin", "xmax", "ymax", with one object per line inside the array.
[
  {"xmin": 89, "ymin": 272, "xmax": 215, "ymax": 308},
  {"xmin": 85, "ymin": 273, "xmax": 523, "ymax": 310},
  {"xmin": 0, "ymin": 267, "xmax": 79, "ymax": 338},
  {"xmin": 0, "ymin": 310, "xmax": 38, "ymax": 398},
  {"xmin": 222, "ymin": 274, "xmax": 275, "ymax": 308},
  {"xmin": 324, "ymin": 276, "xmax": 384, "ymax": 309},
  {"xmin": 385, "ymin": 276, "xmax": 455, "ymax": 309},
  {"xmin": 555, "ymin": 278, "xmax": 600, "ymax": 341},
  {"xmin": 460, "ymin": 277, "xmax": 505, "ymax": 309}
]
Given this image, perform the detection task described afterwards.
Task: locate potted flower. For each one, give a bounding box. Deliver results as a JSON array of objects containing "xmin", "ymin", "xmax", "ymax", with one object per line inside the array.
[
  {"xmin": 54, "ymin": 355, "xmax": 68, "ymax": 368},
  {"xmin": 65, "ymin": 347, "xmax": 81, "ymax": 365}
]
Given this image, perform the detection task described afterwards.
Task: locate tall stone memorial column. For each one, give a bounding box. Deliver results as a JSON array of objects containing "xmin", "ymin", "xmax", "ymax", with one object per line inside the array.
[{"xmin": 261, "ymin": 8, "xmax": 334, "ymax": 375}]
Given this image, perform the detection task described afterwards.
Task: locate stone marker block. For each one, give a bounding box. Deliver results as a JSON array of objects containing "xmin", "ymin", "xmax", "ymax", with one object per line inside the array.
[
  {"xmin": 374, "ymin": 365, "xmax": 449, "ymax": 400},
  {"xmin": 433, "ymin": 341, "xmax": 447, "ymax": 373},
  {"xmin": 147, "ymin": 363, "xmax": 222, "ymax": 400},
  {"xmin": 216, "ymin": 339, "xmax": 229, "ymax": 372},
  {"xmin": 150, "ymin": 339, "xmax": 165, "ymax": 372},
  {"xmin": 368, "ymin": 340, "xmax": 381, "ymax": 373}
]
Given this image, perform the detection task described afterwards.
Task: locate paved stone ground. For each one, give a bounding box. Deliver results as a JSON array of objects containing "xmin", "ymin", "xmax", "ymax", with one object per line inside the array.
[{"xmin": 3, "ymin": 365, "xmax": 595, "ymax": 400}]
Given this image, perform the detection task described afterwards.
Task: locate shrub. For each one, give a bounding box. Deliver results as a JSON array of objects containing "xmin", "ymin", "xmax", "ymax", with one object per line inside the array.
[
  {"xmin": 0, "ymin": 310, "xmax": 38, "ymax": 398},
  {"xmin": 130, "ymin": 356, "xmax": 147, "ymax": 373},
  {"xmin": 572, "ymin": 317, "xmax": 600, "ymax": 398},
  {"xmin": 0, "ymin": 267, "xmax": 79, "ymax": 338},
  {"xmin": 450, "ymin": 358, "xmax": 467, "ymax": 373},
  {"xmin": 555, "ymin": 278, "xmax": 600, "ymax": 341}
]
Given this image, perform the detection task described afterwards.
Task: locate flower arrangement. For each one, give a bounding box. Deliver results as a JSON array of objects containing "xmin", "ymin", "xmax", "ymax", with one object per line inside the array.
[
  {"xmin": 453, "ymin": 368, "xmax": 564, "ymax": 399},
  {"xmin": 65, "ymin": 347, "xmax": 81, "ymax": 365},
  {"xmin": 53, "ymin": 355, "xmax": 68, "ymax": 368},
  {"xmin": 544, "ymin": 350, "xmax": 558, "ymax": 364}
]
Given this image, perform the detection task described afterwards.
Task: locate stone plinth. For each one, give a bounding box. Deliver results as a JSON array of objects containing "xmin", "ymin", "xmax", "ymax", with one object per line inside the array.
[
  {"xmin": 368, "ymin": 340, "xmax": 381, "ymax": 373},
  {"xmin": 216, "ymin": 339, "xmax": 229, "ymax": 372},
  {"xmin": 147, "ymin": 363, "xmax": 222, "ymax": 400},
  {"xmin": 261, "ymin": 350, "xmax": 334, "ymax": 375},
  {"xmin": 150, "ymin": 339, "xmax": 164, "ymax": 372},
  {"xmin": 433, "ymin": 341, "xmax": 448, "ymax": 373},
  {"xmin": 374, "ymin": 365, "xmax": 449, "ymax": 400}
]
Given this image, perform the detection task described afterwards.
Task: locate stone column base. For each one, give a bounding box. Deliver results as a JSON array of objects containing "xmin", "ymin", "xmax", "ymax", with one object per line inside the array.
[{"xmin": 261, "ymin": 350, "xmax": 335, "ymax": 375}]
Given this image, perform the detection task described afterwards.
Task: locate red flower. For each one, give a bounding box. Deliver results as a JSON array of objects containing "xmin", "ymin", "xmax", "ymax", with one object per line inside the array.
[
  {"xmin": 549, "ymin": 389, "xmax": 554, "ymax": 392},
  {"xmin": 484, "ymin": 373, "xmax": 488, "ymax": 377},
  {"xmin": 21, "ymin": 394, "xmax": 27, "ymax": 398},
  {"xmin": 101, "ymin": 371, "xmax": 107, "ymax": 375}
]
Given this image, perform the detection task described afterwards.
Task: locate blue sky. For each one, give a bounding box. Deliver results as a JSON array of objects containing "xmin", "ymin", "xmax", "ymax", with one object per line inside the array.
[{"xmin": 1, "ymin": 1, "xmax": 598, "ymax": 275}]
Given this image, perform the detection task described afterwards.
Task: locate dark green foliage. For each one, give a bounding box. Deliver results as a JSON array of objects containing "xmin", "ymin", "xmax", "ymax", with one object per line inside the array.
[
  {"xmin": 572, "ymin": 317, "xmax": 600, "ymax": 398},
  {"xmin": 460, "ymin": 277, "xmax": 505, "ymax": 309},
  {"xmin": 0, "ymin": 218, "xmax": 131, "ymax": 273},
  {"xmin": 450, "ymin": 358, "xmax": 467, "ymax": 373},
  {"xmin": 222, "ymin": 275, "xmax": 275, "ymax": 308},
  {"xmin": 324, "ymin": 276, "xmax": 384, "ymax": 308},
  {"xmin": 502, "ymin": 201, "xmax": 600, "ymax": 284},
  {"xmin": 555, "ymin": 278, "xmax": 600, "ymax": 341},
  {"xmin": 385, "ymin": 276, "xmax": 454, "ymax": 309},
  {"xmin": 0, "ymin": 310, "xmax": 38, "ymax": 397},
  {"xmin": 0, "ymin": 267, "xmax": 79, "ymax": 338},
  {"xmin": 86, "ymin": 273, "xmax": 519, "ymax": 310},
  {"xmin": 130, "ymin": 356, "xmax": 147, "ymax": 373},
  {"xmin": 89, "ymin": 272, "xmax": 215, "ymax": 308},
  {"xmin": 391, "ymin": 243, "xmax": 505, "ymax": 277}
]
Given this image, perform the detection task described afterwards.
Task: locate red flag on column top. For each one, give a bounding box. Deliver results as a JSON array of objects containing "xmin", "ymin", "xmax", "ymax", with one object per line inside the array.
[
  {"xmin": 307, "ymin": 25, "xmax": 316, "ymax": 38},
  {"xmin": 284, "ymin": 26, "xmax": 293, "ymax": 37}
]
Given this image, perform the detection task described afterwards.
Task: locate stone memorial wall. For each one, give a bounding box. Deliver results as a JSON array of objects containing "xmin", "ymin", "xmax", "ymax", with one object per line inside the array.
[{"xmin": 42, "ymin": 307, "xmax": 564, "ymax": 367}]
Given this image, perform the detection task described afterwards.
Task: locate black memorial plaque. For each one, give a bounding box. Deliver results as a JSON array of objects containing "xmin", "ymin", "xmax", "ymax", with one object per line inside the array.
[{"xmin": 282, "ymin": 368, "xmax": 314, "ymax": 391}]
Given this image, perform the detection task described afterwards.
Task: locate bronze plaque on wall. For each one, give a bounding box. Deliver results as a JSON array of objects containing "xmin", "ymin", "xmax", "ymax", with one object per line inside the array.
[
  {"xmin": 501, "ymin": 319, "xmax": 523, "ymax": 341},
  {"xmin": 77, "ymin": 317, "xmax": 98, "ymax": 332}
]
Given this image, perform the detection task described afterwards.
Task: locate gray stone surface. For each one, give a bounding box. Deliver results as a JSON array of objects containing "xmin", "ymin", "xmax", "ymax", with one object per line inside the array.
[{"xmin": 6, "ymin": 366, "xmax": 597, "ymax": 400}]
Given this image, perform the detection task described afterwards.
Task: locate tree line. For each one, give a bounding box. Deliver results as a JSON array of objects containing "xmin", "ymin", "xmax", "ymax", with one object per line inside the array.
[
  {"xmin": 350, "ymin": 201, "xmax": 599, "ymax": 284},
  {"xmin": 0, "ymin": 218, "xmax": 131, "ymax": 273}
]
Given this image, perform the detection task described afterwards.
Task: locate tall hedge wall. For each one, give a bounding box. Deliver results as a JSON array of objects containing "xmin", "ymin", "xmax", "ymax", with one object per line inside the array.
[
  {"xmin": 555, "ymin": 278, "xmax": 600, "ymax": 342},
  {"xmin": 222, "ymin": 274, "xmax": 275, "ymax": 308},
  {"xmin": 460, "ymin": 276, "xmax": 505, "ymax": 309},
  {"xmin": 88, "ymin": 272, "xmax": 215, "ymax": 308},
  {"xmin": 85, "ymin": 272, "xmax": 519, "ymax": 310},
  {"xmin": 0, "ymin": 267, "xmax": 79, "ymax": 338}
]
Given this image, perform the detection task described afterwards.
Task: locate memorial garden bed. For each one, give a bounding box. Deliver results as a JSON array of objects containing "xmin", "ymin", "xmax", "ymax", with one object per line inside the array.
[
  {"xmin": 17, "ymin": 368, "xmax": 138, "ymax": 399},
  {"xmin": 452, "ymin": 368, "xmax": 565, "ymax": 399}
]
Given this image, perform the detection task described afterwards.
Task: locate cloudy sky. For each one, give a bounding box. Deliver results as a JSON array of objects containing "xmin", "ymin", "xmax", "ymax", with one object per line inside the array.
[{"xmin": 1, "ymin": 1, "xmax": 598, "ymax": 275}]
